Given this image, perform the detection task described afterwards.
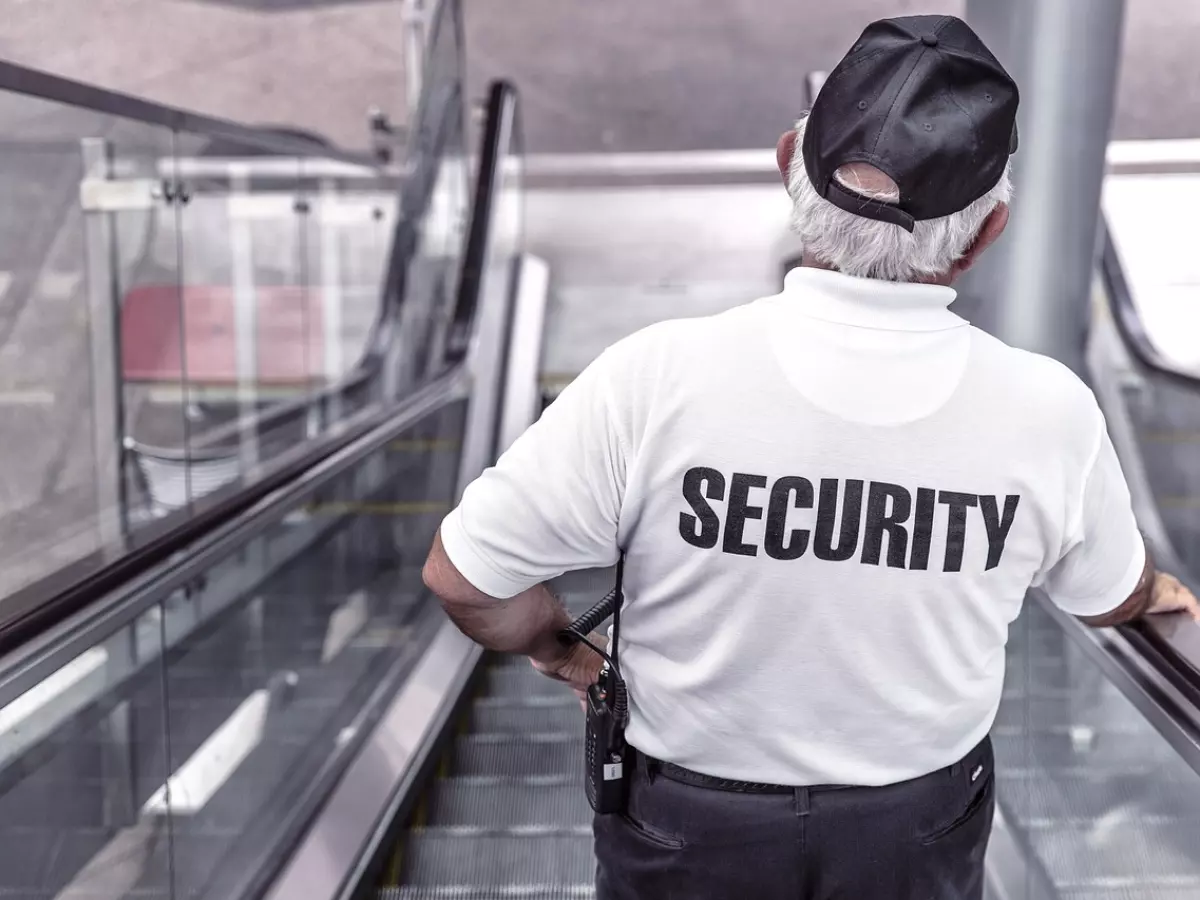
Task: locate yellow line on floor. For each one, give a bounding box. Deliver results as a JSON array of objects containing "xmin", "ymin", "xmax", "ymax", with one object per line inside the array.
[
  {"xmin": 1158, "ymin": 496, "xmax": 1200, "ymax": 510},
  {"xmin": 302, "ymin": 501, "xmax": 449, "ymax": 516},
  {"xmin": 1141, "ymin": 432, "xmax": 1200, "ymax": 444}
]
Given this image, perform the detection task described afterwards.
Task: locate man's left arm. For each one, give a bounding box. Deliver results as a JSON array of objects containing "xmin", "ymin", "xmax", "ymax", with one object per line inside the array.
[
  {"xmin": 423, "ymin": 529, "xmax": 572, "ymax": 665},
  {"xmin": 422, "ymin": 344, "xmax": 633, "ymax": 681}
]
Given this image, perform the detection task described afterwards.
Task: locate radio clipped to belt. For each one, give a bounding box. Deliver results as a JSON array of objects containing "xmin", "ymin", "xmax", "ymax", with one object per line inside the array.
[{"xmin": 559, "ymin": 556, "xmax": 629, "ymax": 815}]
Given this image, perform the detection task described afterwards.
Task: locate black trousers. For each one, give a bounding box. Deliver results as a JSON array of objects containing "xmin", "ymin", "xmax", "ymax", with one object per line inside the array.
[{"xmin": 594, "ymin": 737, "xmax": 994, "ymax": 900}]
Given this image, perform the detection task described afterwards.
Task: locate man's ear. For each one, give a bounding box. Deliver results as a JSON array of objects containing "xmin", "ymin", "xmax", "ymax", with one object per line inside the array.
[
  {"xmin": 951, "ymin": 202, "xmax": 1010, "ymax": 279},
  {"xmin": 776, "ymin": 131, "xmax": 798, "ymax": 187}
]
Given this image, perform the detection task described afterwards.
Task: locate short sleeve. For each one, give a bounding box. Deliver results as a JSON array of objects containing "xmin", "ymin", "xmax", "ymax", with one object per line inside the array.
[
  {"xmin": 438, "ymin": 349, "xmax": 629, "ymax": 599},
  {"xmin": 1039, "ymin": 422, "xmax": 1146, "ymax": 617}
]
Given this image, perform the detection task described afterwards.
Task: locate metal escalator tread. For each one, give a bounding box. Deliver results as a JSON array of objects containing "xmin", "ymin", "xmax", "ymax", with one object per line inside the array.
[
  {"xmin": 471, "ymin": 697, "xmax": 581, "ymax": 734},
  {"xmin": 997, "ymin": 771, "xmax": 1200, "ymax": 823},
  {"xmin": 401, "ymin": 830, "xmax": 593, "ymax": 886},
  {"xmin": 1062, "ymin": 891, "xmax": 1200, "ymax": 900},
  {"xmin": 453, "ymin": 735, "xmax": 577, "ymax": 777},
  {"xmin": 1025, "ymin": 822, "xmax": 1200, "ymax": 891},
  {"xmin": 428, "ymin": 778, "xmax": 588, "ymax": 827},
  {"xmin": 483, "ymin": 667, "xmax": 569, "ymax": 698},
  {"xmin": 381, "ymin": 888, "xmax": 594, "ymax": 899}
]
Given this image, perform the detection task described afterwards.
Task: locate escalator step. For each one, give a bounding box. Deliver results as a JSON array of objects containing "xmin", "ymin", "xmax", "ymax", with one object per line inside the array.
[
  {"xmin": 428, "ymin": 778, "xmax": 589, "ymax": 827},
  {"xmin": 992, "ymin": 729, "xmax": 1192, "ymax": 773},
  {"xmin": 492, "ymin": 653, "xmax": 544, "ymax": 669},
  {"xmin": 483, "ymin": 668, "xmax": 571, "ymax": 699},
  {"xmin": 1028, "ymin": 820, "xmax": 1200, "ymax": 890},
  {"xmin": 453, "ymin": 735, "xmax": 578, "ymax": 777},
  {"xmin": 998, "ymin": 771, "xmax": 1200, "ymax": 824},
  {"xmin": 381, "ymin": 887, "xmax": 594, "ymax": 899},
  {"xmin": 1058, "ymin": 890, "xmax": 1200, "ymax": 900},
  {"xmin": 401, "ymin": 830, "xmax": 593, "ymax": 886},
  {"xmin": 471, "ymin": 699, "xmax": 581, "ymax": 734}
]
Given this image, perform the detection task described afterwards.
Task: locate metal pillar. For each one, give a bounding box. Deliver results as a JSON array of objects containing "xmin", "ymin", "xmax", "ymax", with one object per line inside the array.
[
  {"xmin": 958, "ymin": 0, "xmax": 1126, "ymax": 376},
  {"xmin": 80, "ymin": 138, "xmax": 129, "ymax": 547},
  {"xmin": 403, "ymin": 0, "xmax": 428, "ymax": 116}
]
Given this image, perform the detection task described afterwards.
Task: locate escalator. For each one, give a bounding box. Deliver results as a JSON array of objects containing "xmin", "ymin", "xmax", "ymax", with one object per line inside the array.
[{"xmin": 380, "ymin": 573, "xmax": 603, "ymax": 898}]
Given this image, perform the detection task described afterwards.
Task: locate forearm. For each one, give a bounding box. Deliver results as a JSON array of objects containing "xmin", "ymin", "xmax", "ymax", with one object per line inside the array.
[
  {"xmin": 1078, "ymin": 541, "xmax": 1156, "ymax": 627},
  {"xmin": 423, "ymin": 529, "xmax": 572, "ymax": 662},
  {"xmin": 441, "ymin": 583, "xmax": 572, "ymax": 661}
]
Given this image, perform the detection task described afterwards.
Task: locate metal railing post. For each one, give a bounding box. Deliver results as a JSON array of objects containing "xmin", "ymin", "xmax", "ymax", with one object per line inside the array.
[
  {"xmin": 80, "ymin": 137, "xmax": 129, "ymax": 547},
  {"xmin": 403, "ymin": 0, "xmax": 428, "ymax": 116}
]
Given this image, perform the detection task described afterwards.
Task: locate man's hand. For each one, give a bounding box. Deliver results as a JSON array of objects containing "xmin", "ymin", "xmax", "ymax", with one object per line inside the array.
[
  {"xmin": 1147, "ymin": 572, "xmax": 1200, "ymax": 622},
  {"xmin": 530, "ymin": 632, "xmax": 607, "ymax": 709}
]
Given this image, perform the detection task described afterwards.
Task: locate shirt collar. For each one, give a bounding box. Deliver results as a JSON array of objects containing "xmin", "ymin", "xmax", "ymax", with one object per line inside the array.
[{"xmin": 775, "ymin": 266, "xmax": 964, "ymax": 332}]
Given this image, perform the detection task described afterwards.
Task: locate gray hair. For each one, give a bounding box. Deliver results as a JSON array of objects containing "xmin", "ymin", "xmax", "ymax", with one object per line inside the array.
[{"xmin": 786, "ymin": 117, "xmax": 1013, "ymax": 283}]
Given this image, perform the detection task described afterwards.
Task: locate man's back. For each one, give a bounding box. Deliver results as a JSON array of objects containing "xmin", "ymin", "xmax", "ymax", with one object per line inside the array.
[{"xmin": 515, "ymin": 267, "xmax": 1143, "ymax": 785}]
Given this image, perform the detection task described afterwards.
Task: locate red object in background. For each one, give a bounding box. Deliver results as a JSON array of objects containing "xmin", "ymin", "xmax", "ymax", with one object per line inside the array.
[{"xmin": 121, "ymin": 284, "xmax": 327, "ymax": 385}]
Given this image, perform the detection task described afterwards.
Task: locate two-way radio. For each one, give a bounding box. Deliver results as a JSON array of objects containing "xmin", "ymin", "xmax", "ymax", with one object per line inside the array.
[{"xmin": 558, "ymin": 556, "xmax": 629, "ymax": 815}]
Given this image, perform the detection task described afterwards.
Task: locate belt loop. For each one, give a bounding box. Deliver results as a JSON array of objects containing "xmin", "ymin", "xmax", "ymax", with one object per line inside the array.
[
  {"xmin": 793, "ymin": 786, "xmax": 811, "ymax": 818},
  {"xmin": 637, "ymin": 749, "xmax": 657, "ymax": 785}
]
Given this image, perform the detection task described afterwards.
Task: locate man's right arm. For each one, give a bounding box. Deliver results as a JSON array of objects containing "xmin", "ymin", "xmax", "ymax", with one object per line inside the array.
[
  {"xmin": 1078, "ymin": 542, "xmax": 1200, "ymax": 627},
  {"xmin": 1077, "ymin": 540, "xmax": 1155, "ymax": 627},
  {"xmin": 1041, "ymin": 415, "xmax": 1200, "ymax": 626}
]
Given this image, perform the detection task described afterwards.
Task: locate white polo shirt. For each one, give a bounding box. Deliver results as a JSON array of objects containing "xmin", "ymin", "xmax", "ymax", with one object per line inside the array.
[{"xmin": 440, "ymin": 267, "xmax": 1145, "ymax": 787}]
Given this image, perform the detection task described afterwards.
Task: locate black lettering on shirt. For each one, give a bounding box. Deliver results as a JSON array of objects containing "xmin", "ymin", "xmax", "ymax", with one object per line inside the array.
[
  {"xmin": 723, "ymin": 473, "xmax": 768, "ymax": 557},
  {"xmin": 676, "ymin": 468, "xmax": 1023, "ymax": 575},
  {"xmin": 861, "ymin": 482, "xmax": 912, "ymax": 568},
  {"xmin": 765, "ymin": 476, "xmax": 814, "ymax": 561},
  {"xmin": 980, "ymin": 494, "xmax": 1021, "ymax": 570},
  {"xmin": 909, "ymin": 487, "xmax": 937, "ymax": 571},
  {"xmin": 938, "ymin": 491, "xmax": 979, "ymax": 573},
  {"xmin": 814, "ymin": 478, "xmax": 864, "ymax": 562},
  {"xmin": 679, "ymin": 466, "xmax": 725, "ymax": 549}
]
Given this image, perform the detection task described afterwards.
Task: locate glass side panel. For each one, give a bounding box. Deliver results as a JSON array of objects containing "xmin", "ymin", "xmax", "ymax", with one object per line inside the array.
[
  {"xmin": 0, "ymin": 93, "xmax": 188, "ymax": 600},
  {"xmin": 0, "ymin": 603, "xmax": 172, "ymax": 897},
  {"xmin": 0, "ymin": 396, "xmax": 465, "ymax": 899},
  {"xmin": 997, "ymin": 600, "xmax": 1200, "ymax": 898},
  {"xmin": 0, "ymin": 17, "xmax": 463, "ymax": 615}
]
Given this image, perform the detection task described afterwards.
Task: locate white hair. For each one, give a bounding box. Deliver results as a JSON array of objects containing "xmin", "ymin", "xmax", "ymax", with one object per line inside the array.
[{"xmin": 787, "ymin": 116, "xmax": 1013, "ymax": 283}]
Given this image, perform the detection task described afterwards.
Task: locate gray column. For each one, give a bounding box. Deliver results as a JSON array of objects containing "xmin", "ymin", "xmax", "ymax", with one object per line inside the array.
[{"xmin": 957, "ymin": 0, "xmax": 1126, "ymax": 377}]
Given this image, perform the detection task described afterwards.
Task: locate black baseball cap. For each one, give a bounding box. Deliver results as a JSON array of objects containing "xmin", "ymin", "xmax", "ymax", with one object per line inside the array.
[{"xmin": 802, "ymin": 14, "xmax": 1019, "ymax": 233}]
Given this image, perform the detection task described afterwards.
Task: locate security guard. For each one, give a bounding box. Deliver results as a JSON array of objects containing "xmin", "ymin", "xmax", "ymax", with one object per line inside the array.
[{"xmin": 422, "ymin": 14, "xmax": 1200, "ymax": 900}]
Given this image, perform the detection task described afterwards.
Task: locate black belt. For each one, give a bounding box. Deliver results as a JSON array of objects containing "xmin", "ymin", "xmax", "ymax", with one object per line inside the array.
[
  {"xmin": 639, "ymin": 751, "xmax": 794, "ymax": 794},
  {"xmin": 638, "ymin": 736, "xmax": 992, "ymax": 796}
]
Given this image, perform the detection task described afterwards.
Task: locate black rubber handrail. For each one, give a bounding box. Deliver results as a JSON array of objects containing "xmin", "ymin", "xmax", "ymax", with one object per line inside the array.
[
  {"xmin": 1099, "ymin": 219, "xmax": 1200, "ymax": 392},
  {"xmin": 1096, "ymin": 215, "xmax": 1200, "ymax": 692},
  {"xmin": 445, "ymin": 79, "xmax": 518, "ymax": 362},
  {"xmin": 0, "ymin": 59, "xmax": 375, "ymax": 167},
  {"xmin": 0, "ymin": 388, "xmax": 444, "ymax": 657}
]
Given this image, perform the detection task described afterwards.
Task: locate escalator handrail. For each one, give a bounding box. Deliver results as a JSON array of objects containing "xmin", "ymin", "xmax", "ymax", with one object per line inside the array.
[
  {"xmin": 0, "ymin": 366, "xmax": 468, "ymax": 710},
  {"xmin": 1099, "ymin": 219, "xmax": 1200, "ymax": 391},
  {"xmin": 1071, "ymin": 214, "xmax": 1200, "ymax": 777},
  {"xmin": 0, "ymin": 59, "xmax": 375, "ymax": 167},
  {"xmin": 1096, "ymin": 217, "xmax": 1200, "ymax": 640}
]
